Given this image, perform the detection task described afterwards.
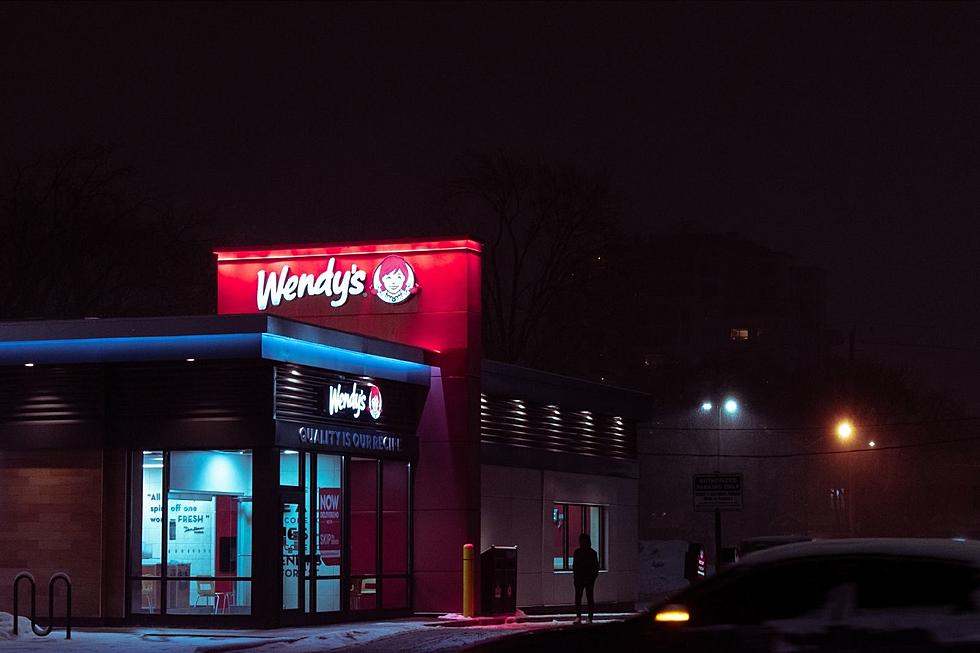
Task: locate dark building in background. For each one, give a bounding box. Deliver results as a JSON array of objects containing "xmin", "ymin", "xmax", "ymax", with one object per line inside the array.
[
  {"xmin": 589, "ymin": 231, "xmax": 831, "ymax": 416},
  {"xmin": 621, "ymin": 232, "xmax": 835, "ymax": 585}
]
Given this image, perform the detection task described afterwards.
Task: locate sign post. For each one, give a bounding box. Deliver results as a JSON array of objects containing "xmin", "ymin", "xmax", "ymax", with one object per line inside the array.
[{"xmin": 694, "ymin": 473, "xmax": 743, "ymax": 572}]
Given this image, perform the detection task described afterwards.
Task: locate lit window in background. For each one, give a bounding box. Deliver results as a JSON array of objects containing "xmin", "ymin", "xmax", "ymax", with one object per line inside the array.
[{"xmin": 730, "ymin": 328, "xmax": 750, "ymax": 342}]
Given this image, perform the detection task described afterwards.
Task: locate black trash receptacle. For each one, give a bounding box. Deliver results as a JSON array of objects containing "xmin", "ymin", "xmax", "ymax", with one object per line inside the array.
[{"xmin": 480, "ymin": 545, "xmax": 518, "ymax": 614}]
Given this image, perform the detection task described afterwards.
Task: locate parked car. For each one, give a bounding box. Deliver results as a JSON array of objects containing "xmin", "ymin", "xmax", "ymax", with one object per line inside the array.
[
  {"xmin": 648, "ymin": 538, "xmax": 980, "ymax": 651},
  {"xmin": 470, "ymin": 539, "xmax": 980, "ymax": 652}
]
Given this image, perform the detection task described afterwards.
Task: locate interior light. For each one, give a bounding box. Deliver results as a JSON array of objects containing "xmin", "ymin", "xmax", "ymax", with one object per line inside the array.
[
  {"xmin": 291, "ymin": 369, "xmax": 301, "ymax": 376},
  {"xmin": 142, "ymin": 450, "xmax": 152, "ymax": 455},
  {"xmin": 185, "ymin": 358, "xmax": 196, "ymax": 362},
  {"xmin": 24, "ymin": 363, "xmax": 34, "ymax": 367},
  {"xmin": 284, "ymin": 450, "xmax": 298, "ymax": 455},
  {"xmin": 142, "ymin": 463, "xmax": 164, "ymax": 469}
]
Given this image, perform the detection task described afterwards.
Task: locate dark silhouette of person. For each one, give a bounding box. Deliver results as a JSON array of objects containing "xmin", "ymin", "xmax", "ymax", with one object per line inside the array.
[{"xmin": 572, "ymin": 532, "xmax": 599, "ymax": 623}]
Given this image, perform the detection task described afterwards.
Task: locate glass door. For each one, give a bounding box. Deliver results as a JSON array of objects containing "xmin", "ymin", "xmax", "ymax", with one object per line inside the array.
[{"xmin": 281, "ymin": 490, "xmax": 305, "ymax": 613}]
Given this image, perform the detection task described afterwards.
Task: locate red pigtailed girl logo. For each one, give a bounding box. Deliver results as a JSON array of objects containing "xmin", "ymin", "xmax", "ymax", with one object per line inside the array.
[
  {"xmin": 371, "ymin": 255, "xmax": 419, "ymax": 305},
  {"xmin": 368, "ymin": 385, "xmax": 383, "ymax": 420}
]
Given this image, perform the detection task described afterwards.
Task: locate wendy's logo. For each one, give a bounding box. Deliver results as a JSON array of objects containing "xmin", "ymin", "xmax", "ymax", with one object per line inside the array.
[
  {"xmin": 368, "ymin": 385, "xmax": 382, "ymax": 420},
  {"xmin": 371, "ymin": 255, "xmax": 419, "ymax": 305}
]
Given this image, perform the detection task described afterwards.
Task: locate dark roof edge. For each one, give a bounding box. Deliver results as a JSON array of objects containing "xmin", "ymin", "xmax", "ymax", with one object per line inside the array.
[{"xmin": 480, "ymin": 359, "xmax": 651, "ymax": 420}]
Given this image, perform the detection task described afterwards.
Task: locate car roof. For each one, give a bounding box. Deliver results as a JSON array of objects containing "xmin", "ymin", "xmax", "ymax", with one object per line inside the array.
[
  {"xmin": 740, "ymin": 535, "xmax": 811, "ymax": 545},
  {"xmin": 738, "ymin": 538, "xmax": 980, "ymax": 567}
]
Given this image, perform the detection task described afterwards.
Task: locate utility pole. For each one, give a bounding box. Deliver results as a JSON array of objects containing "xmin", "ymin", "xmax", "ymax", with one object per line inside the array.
[{"xmin": 715, "ymin": 404, "xmax": 722, "ymax": 571}]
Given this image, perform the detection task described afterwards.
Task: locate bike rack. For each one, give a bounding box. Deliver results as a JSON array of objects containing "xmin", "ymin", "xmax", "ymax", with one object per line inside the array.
[{"xmin": 12, "ymin": 571, "xmax": 71, "ymax": 640}]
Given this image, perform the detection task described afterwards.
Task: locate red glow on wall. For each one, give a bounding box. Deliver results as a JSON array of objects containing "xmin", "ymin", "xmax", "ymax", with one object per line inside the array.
[
  {"xmin": 214, "ymin": 238, "xmax": 481, "ymax": 262},
  {"xmin": 214, "ymin": 237, "xmax": 482, "ymax": 366}
]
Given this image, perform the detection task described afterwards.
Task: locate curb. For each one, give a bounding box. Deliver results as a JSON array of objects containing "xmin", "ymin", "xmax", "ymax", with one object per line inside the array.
[{"xmin": 427, "ymin": 612, "xmax": 637, "ymax": 628}]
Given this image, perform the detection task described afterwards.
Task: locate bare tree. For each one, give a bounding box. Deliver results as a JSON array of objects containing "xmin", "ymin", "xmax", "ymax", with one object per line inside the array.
[
  {"xmin": 0, "ymin": 146, "xmax": 213, "ymax": 319},
  {"xmin": 447, "ymin": 151, "xmax": 618, "ymax": 365}
]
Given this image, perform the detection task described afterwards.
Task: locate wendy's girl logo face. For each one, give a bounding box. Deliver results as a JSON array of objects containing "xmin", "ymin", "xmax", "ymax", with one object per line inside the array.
[
  {"xmin": 368, "ymin": 385, "xmax": 382, "ymax": 420},
  {"xmin": 371, "ymin": 255, "xmax": 419, "ymax": 305}
]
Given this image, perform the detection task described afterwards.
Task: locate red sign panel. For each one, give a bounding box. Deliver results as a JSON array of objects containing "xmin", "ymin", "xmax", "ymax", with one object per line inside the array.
[
  {"xmin": 215, "ymin": 238, "xmax": 482, "ymax": 361},
  {"xmin": 318, "ymin": 487, "xmax": 342, "ymax": 564}
]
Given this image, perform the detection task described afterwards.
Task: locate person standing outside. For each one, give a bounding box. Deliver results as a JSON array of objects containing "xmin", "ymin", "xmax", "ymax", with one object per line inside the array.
[{"xmin": 572, "ymin": 532, "xmax": 599, "ymax": 624}]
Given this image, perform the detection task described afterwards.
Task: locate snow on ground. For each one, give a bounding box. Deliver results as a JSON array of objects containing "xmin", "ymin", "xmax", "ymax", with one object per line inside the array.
[
  {"xmin": 0, "ymin": 613, "xmax": 48, "ymax": 641},
  {"xmin": 0, "ymin": 613, "xmax": 604, "ymax": 652}
]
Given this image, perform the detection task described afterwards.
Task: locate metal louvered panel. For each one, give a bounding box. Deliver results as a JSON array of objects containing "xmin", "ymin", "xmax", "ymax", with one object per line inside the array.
[
  {"xmin": 480, "ymin": 394, "xmax": 636, "ymax": 459},
  {"xmin": 111, "ymin": 361, "xmax": 272, "ymax": 420},
  {"xmin": 0, "ymin": 365, "xmax": 104, "ymax": 422},
  {"xmin": 274, "ymin": 365, "xmax": 426, "ymax": 435}
]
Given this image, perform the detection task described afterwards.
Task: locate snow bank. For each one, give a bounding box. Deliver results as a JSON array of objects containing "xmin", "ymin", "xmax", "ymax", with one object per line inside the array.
[{"xmin": 0, "ymin": 612, "xmax": 47, "ymax": 640}]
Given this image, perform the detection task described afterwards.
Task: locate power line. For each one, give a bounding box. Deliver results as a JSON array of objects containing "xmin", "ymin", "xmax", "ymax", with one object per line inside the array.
[
  {"xmin": 856, "ymin": 339, "xmax": 980, "ymax": 353},
  {"xmin": 642, "ymin": 432, "xmax": 980, "ymax": 459},
  {"xmin": 642, "ymin": 415, "xmax": 980, "ymax": 433}
]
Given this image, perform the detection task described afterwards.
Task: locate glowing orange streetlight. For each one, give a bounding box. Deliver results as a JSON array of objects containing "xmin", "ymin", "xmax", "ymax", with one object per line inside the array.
[{"xmin": 836, "ymin": 419, "xmax": 855, "ymax": 441}]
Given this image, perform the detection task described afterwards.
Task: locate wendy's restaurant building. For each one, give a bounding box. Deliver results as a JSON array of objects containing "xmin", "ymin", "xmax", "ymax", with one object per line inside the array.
[{"xmin": 0, "ymin": 238, "xmax": 648, "ymax": 627}]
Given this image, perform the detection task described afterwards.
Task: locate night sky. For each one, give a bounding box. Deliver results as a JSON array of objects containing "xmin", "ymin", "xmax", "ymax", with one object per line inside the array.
[{"xmin": 2, "ymin": 2, "xmax": 979, "ymax": 407}]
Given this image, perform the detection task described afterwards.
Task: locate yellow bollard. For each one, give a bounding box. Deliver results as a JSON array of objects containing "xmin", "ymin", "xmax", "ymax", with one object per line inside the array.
[{"xmin": 462, "ymin": 543, "xmax": 475, "ymax": 617}]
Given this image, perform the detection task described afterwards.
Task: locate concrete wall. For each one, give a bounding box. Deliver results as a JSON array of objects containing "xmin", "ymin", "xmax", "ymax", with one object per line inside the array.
[
  {"xmin": 413, "ymin": 369, "xmax": 483, "ymax": 614},
  {"xmin": 481, "ymin": 464, "xmax": 637, "ymax": 608}
]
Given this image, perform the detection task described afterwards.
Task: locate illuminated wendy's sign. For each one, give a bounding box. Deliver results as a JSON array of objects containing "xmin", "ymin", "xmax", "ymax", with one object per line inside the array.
[
  {"xmin": 255, "ymin": 255, "xmax": 418, "ymax": 311},
  {"xmin": 327, "ymin": 382, "xmax": 382, "ymax": 420},
  {"xmin": 215, "ymin": 238, "xmax": 482, "ymax": 355},
  {"xmin": 257, "ymin": 258, "xmax": 367, "ymax": 310}
]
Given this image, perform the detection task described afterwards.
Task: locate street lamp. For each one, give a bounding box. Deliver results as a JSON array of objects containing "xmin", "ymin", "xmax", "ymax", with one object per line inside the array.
[
  {"xmin": 833, "ymin": 418, "xmax": 860, "ymax": 536},
  {"xmin": 702, "ymin": 397, "xmax": 739, "ymax": 470},
  {"xmin": 701, "ymin": 397, "xmax": 738, "ymax": 572}
]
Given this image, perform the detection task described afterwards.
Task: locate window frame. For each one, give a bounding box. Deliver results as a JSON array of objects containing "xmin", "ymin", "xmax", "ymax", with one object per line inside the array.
[
  {"xmin": 280, "ymin": 450, "xmax": 414, "ymax": 614},
  {"xmin": 128, "ymin": 449, "xmax": 254, "ymax": 616},
  {"xmin": 552, "ymin": 502, "xmax": 605, "ymax": 572}
]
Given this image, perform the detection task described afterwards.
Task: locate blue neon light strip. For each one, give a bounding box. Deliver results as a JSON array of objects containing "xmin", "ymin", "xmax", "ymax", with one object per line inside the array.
[
  {"xmin": 260, "ymin": 333, "xmax": 429, "ymax": 384},
  {"xmin": 0, "ymin": 332, "xmax": 430, "ymax": 384},
  {"xmin": 0, "ymin": 334, "xmax": 261, "ymax": 364}
]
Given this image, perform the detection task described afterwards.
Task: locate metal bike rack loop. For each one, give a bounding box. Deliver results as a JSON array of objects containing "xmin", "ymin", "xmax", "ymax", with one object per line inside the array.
[{"xmin": 12, "ymin": 571, "xmax": 72, "ymax": 640}]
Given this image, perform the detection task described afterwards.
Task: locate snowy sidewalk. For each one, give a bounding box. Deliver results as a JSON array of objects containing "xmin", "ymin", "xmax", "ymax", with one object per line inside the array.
[{"xmin": 0, "ymin": 612, "xmax": 631, "ymax": 652}]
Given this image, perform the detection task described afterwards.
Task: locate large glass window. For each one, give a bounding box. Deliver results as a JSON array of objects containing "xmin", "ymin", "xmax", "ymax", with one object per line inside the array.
[
  {"xmin": 280, "ymin": 450, "xmax": 344, "ymax": 614},
  {"xmin": 130, "ymin": 450, "xmax": 253, "ymax": 615},
  {"xmin": 313, "ymin": 453, "xmax": 342, "ymax": 612},
  {"xmin": 553, "ymin": 503, "xmax": 604, "ymax": 571}
]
